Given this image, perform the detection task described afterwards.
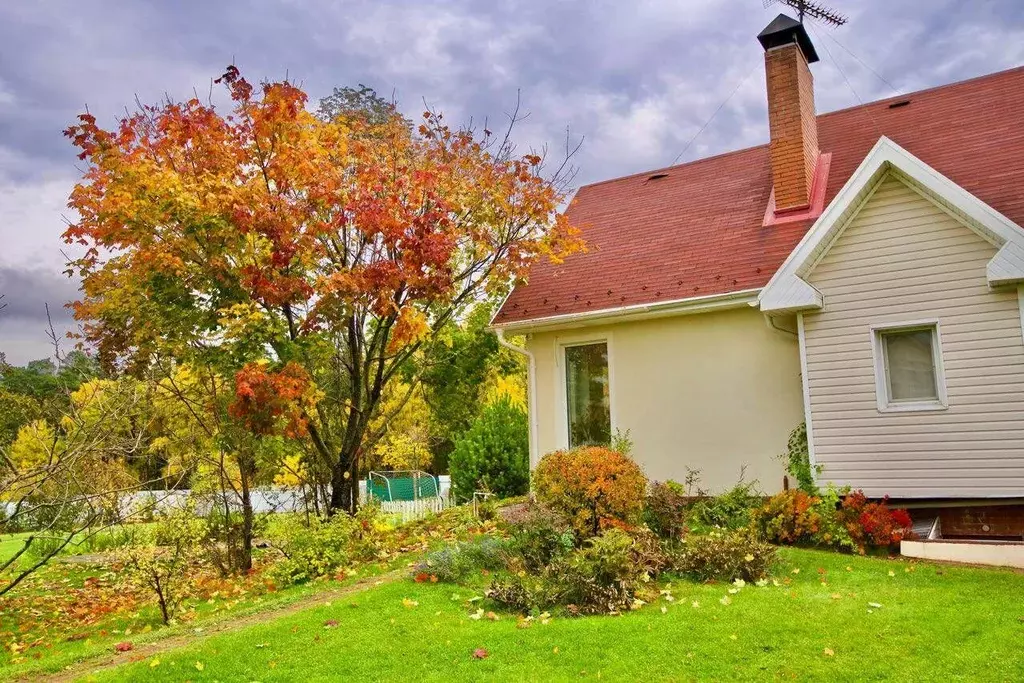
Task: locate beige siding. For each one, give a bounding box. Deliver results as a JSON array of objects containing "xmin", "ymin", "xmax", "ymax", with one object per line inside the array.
[
  {"xmin": 527, "ymin": 307, "xmax": 804, "ymax": 493},
  {"xmin": 804, "ymin": 174, "xmax": 1024, "ymax": 498}
]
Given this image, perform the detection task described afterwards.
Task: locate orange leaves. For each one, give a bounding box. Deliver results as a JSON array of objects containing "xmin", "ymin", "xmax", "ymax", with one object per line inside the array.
[{"xmin": 229, "ymin": 362, "xmax": 312, "ymax": 437}]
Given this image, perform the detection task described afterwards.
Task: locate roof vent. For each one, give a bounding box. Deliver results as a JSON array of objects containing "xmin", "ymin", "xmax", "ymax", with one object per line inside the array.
[
  {"xmin": 887, "ymin": 99, "xmax": 911, "ymax": 109},
  {"xmin": 646, "ymin": 173, "xmax": 669, "ymax": 181}
]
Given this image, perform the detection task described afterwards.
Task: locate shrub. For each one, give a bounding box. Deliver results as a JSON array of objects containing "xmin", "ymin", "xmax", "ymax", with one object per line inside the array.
[
  {"xmin": 503, "ymin": 503, "xmax": 575, "ymax": 572},
  {"xmin": 414, "ymin": 538, "xmax": 506, "ymax": 583},
  {"xmin": 751, "ymin": 488, "xmax": 912, "ymax": 553},
  {"xmin": 118, "ymin": 507, "xmax": 206, "ymax": 624},
  {"xmin": 840, "ymin": 491, "xmax": 913, "ymax": 550},
  {"xmin": 686, "ymin": 480, "xmax": 762, "ymax": 533},
  {"xmin": 555, "ymin": 529, "xmax": 647, "ymax": 614},
  {"xmin": 751, "ymin": 489, "xmax": 823, "ymax": 545},
  {"xmin": 534, "ymin": 447, "xmax": 647, "ymax": 537},
  {"xmin": 781, "ymin": 422, "xmax": 820, "ymax": 494},
  {"xmin": 266, "ymin": 505, "xmax": 392, "ymax": 585},
  {"xmin": 488, "ymin": 528, "xmax": 664, "ymax": 615},
  {"xmin": 643, "ymin": 481, "xmax": 688, "ymax": 542},
  {"xmin": 449, "ymin": 397, "xmax": 530, "ymax": 503},
  {"xmin": 671, "ymin": 529, "xmax": 775, "ymax": 583}
]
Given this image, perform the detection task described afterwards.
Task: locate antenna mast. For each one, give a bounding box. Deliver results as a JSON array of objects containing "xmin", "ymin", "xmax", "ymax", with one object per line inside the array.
[{"xmin": 762, "ymin": 0, "xmax": 847, "ymax": 27}]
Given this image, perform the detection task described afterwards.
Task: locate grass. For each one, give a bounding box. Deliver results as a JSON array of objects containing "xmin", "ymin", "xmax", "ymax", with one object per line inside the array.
[
  {"xmin": 0, "ymin": 552, "xmax": 407, "ymax": 682},
  {"xmin": 80, "ymin": 547, "xmax": 1024, "ymax": 683}
]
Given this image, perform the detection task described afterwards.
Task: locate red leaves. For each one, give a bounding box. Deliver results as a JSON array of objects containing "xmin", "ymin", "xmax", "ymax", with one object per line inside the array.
[
  {"xmin": 114, "ymin": 641, "xmax": 134, "ymax": 652},
  {"xmin": 229, "ymin": 362, "xmax": 311, "ymax": 436},
  {"xmin": 472, "ymin": 648, "xmax": 489, "ymax": 660},
  {"xmin": 843, "ymin": 493, "xmax": 914, "ymax": 549}
]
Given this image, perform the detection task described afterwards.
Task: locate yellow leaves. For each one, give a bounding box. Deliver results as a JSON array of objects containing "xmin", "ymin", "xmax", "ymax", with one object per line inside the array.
[
  {"xmin": 402, "ymin": 598, "xmax": 419, "ymax": 608},
  {"xmin": 824, "ymin": 648, "xmax": 835, "ymax": 657},
  {"xmin": 274, "ymin": 453, "xmax": 307, "ymax": 487},
  {"xmin": 195, "ymin": 661, "xmax": 205, "ymax": 671},
  {"xmin": 482, "ymin": 372, "xmax": 527, "ymax": 409},
  {"xmin": 388, "ymin": 307, "xmax": 430, "ymax": 352},
  {"xmin": 8, "ymin": 420, "xmax": 56, "ymax": 471},
  {"xmin": 149, "ymin": 658, "xmax": 161, "ymax": 668}
]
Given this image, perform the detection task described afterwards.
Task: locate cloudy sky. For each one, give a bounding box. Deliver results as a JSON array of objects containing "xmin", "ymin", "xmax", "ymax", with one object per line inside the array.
[{"xmin": 1, "ymin": 0, "xmax": 1022, "ymax": 364}]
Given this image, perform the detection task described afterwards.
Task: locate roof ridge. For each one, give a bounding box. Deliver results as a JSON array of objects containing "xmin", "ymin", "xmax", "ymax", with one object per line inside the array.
[
  {"xmin": 816, "ymin": 63, "xmax": 1024, "ymax": 120},
  {"xmin": 574, "ymin": 64, "xmax": 1024, "ymax": 194}
]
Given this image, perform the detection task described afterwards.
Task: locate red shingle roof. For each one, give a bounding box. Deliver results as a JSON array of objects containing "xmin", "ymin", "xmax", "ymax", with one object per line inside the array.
[{"xmin": 495, "ymin": 66, "xmax": 1024, "ymax": 326}]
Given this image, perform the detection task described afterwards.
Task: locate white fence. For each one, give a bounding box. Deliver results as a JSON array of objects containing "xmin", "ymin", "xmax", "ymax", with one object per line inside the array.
[
  {"xmin": 114, "ymin": 475, "xmax": 453, "ymax": 523},
  {"xmin": 377, "ymin": 496, "xmax": 452, "ymax": 524}
]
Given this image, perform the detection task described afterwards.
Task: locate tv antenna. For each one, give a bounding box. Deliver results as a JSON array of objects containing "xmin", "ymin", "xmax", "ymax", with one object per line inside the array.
[{"xmin": 763, "ymin": 0, "xmax": 847, "ymax": 27}]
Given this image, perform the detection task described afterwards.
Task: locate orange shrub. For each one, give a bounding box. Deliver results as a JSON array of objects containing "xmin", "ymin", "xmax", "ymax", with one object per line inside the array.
[{"xmin": 533, "ymin": 447, "xmax": 647, "ymax": 537}]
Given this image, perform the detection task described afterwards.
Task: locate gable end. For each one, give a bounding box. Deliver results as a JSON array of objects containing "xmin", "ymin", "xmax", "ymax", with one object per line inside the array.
[{"xmin": 759, "ymin": 137, "xmax": 1024, "ymax": 314}]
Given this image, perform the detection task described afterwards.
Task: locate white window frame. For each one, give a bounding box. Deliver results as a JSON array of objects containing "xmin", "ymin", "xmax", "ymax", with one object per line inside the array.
[
  {"xmin": 869, "ymin": 320, "xmax": 948, "ymax": 413},
  {"xmin": 554, "ymin": 331, "xmax": 616, "ymax": 450}
]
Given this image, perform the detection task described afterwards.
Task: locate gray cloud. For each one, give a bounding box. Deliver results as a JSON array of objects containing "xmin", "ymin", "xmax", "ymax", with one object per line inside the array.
[
  {"xmin": 0, "ymin": 266, "xmax": 80, "ymax": 364},
  {"xmin": 1, "ymin": 0, "xmax": 1022, "ymax": 363}
]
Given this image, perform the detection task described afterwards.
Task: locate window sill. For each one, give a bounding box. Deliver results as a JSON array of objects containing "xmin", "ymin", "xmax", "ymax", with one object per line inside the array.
[{"xmin": 877, "ymin": 401, "xmax": 948, "ymax": 414}]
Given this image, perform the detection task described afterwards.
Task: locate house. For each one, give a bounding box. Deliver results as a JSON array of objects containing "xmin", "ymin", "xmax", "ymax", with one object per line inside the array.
[{"xmin": 492, "ymin": 15, "xmax": 1024, "ymax": 531}]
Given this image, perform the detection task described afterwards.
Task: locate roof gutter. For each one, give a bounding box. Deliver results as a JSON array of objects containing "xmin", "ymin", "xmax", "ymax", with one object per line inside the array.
[
  {"xmin": 492, "ymin": 288, "xmax": 762, "ymax": 333},
  {"xmin": 495, "ymin": 329, "xmax": 540, "ymax": 469}
]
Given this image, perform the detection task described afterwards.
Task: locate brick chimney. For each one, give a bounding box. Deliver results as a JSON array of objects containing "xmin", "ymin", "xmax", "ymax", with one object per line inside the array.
[{"xmin": 758, "ymin": 14, "xmax": 820, "ymax": 212}]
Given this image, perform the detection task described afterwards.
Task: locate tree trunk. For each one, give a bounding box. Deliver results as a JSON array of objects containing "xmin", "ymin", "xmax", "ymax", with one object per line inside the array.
[
  {"xmin": 239, "ymin": 467, "xmax": 254, "ymax": 572},
  {"xmin": 329, "ymin": 447, "xmax": 360, "ymax": 515}
]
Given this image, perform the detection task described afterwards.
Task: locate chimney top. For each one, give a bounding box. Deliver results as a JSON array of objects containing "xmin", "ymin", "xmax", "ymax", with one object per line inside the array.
[{"xmin": 757, "ymin": 14, "xmax": 819, "ymax": 64}]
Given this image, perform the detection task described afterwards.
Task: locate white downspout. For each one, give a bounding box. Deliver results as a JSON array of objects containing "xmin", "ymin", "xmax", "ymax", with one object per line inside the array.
[{"xmin": 496, "ymin": 328, "xmax": 540, "ymax": 469}]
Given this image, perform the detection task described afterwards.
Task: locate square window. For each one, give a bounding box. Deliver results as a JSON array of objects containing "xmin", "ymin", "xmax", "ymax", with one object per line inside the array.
[
  {"xmin": 564, "ymin": 342, "xmax": 611, "ymax": 448},
  {"xmin": 873, "ymin": 324, "xmax": 946, "ymax": 411}
]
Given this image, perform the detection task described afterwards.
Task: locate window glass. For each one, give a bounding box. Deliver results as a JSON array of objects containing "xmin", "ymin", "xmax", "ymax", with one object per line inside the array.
[
  {"xmin": 565, "ymin": 342, "xmax": 611, "ymax": 447},
  {"xmin": 883, "ymin": 328, "xmax": 938, "ymax": 402}
]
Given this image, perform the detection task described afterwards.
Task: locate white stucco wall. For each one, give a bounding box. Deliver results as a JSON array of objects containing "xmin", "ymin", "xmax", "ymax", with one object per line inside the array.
[{"xmin": 526, "ymin": 306, "xmax": 804, "ymax": 493}]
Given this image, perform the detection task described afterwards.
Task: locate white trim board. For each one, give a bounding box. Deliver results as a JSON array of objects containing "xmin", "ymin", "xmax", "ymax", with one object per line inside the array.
[
  {"xmin": 493, "ymin": 289, "xmax": 760, "ymax": 333},
  {"xmin": 758, "ymin": 136, "xmax": 1024, "ymax": 314}
]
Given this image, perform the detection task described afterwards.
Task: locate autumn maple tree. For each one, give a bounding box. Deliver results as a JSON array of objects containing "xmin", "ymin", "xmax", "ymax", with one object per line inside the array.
[{"xmin": 64, "ymin": 66, "xmax": 581, "ymax": 513}]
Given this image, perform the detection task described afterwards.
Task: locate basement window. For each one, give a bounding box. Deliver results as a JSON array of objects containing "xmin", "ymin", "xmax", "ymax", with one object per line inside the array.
[{"xmin": 871, "ymin": 322, "xmax": 948, "ymax": 412}]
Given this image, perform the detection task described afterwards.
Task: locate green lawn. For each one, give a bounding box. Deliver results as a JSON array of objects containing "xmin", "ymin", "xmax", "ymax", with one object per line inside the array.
[{"xmin": 81, "ymin": 548, "xmax": 1024, "ymax": 682}]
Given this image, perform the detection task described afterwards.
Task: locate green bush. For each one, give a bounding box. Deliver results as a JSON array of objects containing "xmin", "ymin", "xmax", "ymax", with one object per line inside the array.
[
  {"xmin": 488, "ymin": 528, "xmax": 665, "ymax": 615},
  {"xmin": 118, "ymin": 507, "xmax": 207, "ymax": 624},
  {"xmin": 414, "ymin": 538, "xmax": 506, "ymax": 583},
  {"xmin": 449, "ymin": 397, "xmax": 530, "ymax": 503},
  {"xmin": 503, "ymin": 503, "xmax": 575, "ymax": 572},
  {"xmin": 534, "ymin": 447, "xmax": 647, "ymax": 537},
  {"xmin": 643, "ymin": 481, "xmax": 688, "ymax": 542},
  {"xmin": 671, "ymin": 529, "xmax": 775, "ymax": 583},
  {"xmin": 266, "ymin": 505, "xmax": 391, "ymax": 586},
  {"xmin": 781, "ymin": 422, "xmax": 820, "ymax": 494},
  {"xmin": 686, "ymin": 481, "xmax": 761, "ymax": 533}
]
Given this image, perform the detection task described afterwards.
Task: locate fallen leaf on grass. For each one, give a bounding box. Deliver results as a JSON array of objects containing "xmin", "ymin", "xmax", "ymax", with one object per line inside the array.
[
  {"xmin": 868, "ymin": 602, "xmax": 883, "ymax": 608},
  {"xmin": 195, "ymin": 661, "xmax": 205, "ymax": 671},
  {"xmin": 324, "ymin": 620, "xmax": 339, "ymax": 628},
  {"xmin": 486, "ymin": 611, "xmax": 499, "ymax": 621},
  {"xmin": 468, "ymin": 608, "xmax": 484, "ymax": 620},
  {"xmin": 888, "ymin": 571, "xmax": 895, "ymax": 577},
  {"xmin": 149, "ymin": 658, "xmax": 160, "ymax": 668},
  {"xmin": 114, "ymin": 642, "xmax": 133, "ymax": 653},
  {"xmin": 824, "ymin": 648, "xmax": 835, "ymax": 657},
  {"xmin": 402, "ymin": 598, "xmax": 419, "ymax": 608},
  {"xmin": 472, "ymin": 648, "xmax": 489, "ymax": 659}
]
